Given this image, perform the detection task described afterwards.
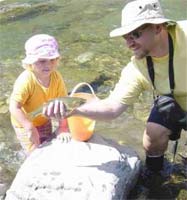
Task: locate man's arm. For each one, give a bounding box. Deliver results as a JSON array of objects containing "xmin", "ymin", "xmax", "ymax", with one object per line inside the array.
[
  {"xmin": 68, "ymin": 97, "xmax": 128, "ymax": 121},
  {"xmin": 43, "ymin": 97, "xmax": 128, "ymax": 121}
]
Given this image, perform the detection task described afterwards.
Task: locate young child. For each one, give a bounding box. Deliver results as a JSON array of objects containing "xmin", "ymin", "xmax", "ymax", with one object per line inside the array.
[{"xmin": 9, "ymin": 34, "xmax": 69, "ymax": 155}]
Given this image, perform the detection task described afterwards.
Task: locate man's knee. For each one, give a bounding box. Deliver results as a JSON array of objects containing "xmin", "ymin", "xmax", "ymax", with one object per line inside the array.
[{"xmin": 143, "ymin": 122, "xmax": 170, "ymax": 155}]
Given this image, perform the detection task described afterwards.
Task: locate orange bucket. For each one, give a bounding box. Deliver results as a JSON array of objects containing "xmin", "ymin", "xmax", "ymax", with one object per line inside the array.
[{"xmin": 67, "ymin": 83, "xmax": 97, "ymax": 141}]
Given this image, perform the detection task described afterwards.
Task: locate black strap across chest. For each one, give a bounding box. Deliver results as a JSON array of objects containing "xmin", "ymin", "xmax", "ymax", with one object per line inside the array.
[{"xmin": 146, "ymin": 34, "xmax": 175, "ymax": 97}]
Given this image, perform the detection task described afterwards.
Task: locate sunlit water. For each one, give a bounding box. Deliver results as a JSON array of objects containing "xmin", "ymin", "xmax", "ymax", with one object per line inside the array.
[{"xmin": 0, "ymin": 0, "xmax": 187, "ymax": 199}]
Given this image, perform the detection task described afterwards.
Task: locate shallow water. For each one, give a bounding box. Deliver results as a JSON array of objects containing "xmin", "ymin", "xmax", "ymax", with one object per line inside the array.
[{"xmin": 0, "ymin": 0, "xmax": 187, "ymax": 199}]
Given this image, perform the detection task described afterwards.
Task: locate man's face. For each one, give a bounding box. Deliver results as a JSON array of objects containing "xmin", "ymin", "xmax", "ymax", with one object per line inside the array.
[{"xmin": 123, "ymin": 24, "xmax": 156, "ymax": 59}]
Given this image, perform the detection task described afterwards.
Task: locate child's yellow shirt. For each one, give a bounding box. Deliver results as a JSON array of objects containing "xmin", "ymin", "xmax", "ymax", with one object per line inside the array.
[{"xmin": 10, "ymin": 70, "xmax": 67, "ymax": 127}]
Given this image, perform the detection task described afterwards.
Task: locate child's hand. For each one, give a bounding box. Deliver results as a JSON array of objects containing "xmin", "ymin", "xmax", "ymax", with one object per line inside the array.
[
  {"xmin": 57, "ymin": 132, "xmax": 71, "ymax": 143},
  {"xmin": 27, "ymin": 127, "xmax": 40, "ymax": 146}
]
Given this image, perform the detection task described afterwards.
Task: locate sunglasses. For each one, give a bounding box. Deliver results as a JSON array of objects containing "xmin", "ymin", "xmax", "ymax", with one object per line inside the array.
[{"xmin": 123, "ymin": 24, "xmax": 150, "ymax": 40}]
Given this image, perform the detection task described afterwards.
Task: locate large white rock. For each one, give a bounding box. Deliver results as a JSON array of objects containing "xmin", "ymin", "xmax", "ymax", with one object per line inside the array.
[{"xmin": 5, "ymin": 134, "xmax": 141, "ymax": 200}]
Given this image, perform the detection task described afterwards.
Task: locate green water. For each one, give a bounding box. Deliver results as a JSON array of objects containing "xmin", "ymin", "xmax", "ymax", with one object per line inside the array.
[{"xmin": 0, "ymin": 0, "xmax": 187, "ymax": 199}]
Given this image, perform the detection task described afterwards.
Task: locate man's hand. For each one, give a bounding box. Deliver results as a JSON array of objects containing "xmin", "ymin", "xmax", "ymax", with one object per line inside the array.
[{"xmin": 42, "ymin": 100, "xmax": 66, "ymax": 119}]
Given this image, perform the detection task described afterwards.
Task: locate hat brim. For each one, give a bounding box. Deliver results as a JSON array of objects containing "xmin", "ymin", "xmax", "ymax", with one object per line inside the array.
[
  {"xmin": 110, "ymin": 18, "xmax": 174, "ymax": 37},
  {"xmin": 22, "ymin": 53, "xmax": 60, "ymax": 65}
]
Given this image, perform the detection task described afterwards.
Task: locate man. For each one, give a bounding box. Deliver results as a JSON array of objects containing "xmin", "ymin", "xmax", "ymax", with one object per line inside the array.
[{"xmin": 44, "ymin": 0, "xmax": 187, "ymax": 175}]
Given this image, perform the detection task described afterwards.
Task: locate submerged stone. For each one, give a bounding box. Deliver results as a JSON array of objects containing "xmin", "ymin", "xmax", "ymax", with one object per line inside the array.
[
  {"xmin": 0, "ymin": 2, "xmax": 58, "ymax": 24},
  {"xmin": 75, "ymin": 52, "xmax": 94, "ymax": 64}
]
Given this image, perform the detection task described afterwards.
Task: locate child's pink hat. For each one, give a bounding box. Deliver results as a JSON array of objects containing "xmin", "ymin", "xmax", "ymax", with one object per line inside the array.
[{"xmin": 22, "ymin": 34, "xmax": 60, "ymax": 65}]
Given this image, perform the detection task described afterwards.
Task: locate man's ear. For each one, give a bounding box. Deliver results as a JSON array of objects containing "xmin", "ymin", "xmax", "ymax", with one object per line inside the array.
[{"xmin": 155, "ymin": 24, "xmax": 163, "ymax": 34}]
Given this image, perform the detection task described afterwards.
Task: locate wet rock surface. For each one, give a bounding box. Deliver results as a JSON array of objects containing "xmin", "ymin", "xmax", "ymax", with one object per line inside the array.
[{"xmin": 5, "ymin": 134, "xmax": 141, "ymax": 200}]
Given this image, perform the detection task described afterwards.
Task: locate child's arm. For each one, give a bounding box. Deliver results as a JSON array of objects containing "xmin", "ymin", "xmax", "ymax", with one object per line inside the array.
[{"xmin": 9, "ymin": 99, "xmax": 40, "ymax": 146}]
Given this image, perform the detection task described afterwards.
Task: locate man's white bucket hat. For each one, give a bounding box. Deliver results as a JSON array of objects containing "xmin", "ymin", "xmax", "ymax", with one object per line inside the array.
[{"xmin": 110, "ymin": 0, "xmax": 174, "ymax": 37}]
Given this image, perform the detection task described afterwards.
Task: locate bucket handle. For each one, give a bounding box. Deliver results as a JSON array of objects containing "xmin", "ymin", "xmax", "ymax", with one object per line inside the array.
[{"xmin": 70, "ymin": 82, "xmax": 97, "ymax": 98}]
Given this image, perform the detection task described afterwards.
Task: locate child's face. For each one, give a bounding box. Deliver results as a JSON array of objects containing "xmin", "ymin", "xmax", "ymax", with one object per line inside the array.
[{"xmin": 31, "ymin": 58, "xmax": 59, "ymax": 77}]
